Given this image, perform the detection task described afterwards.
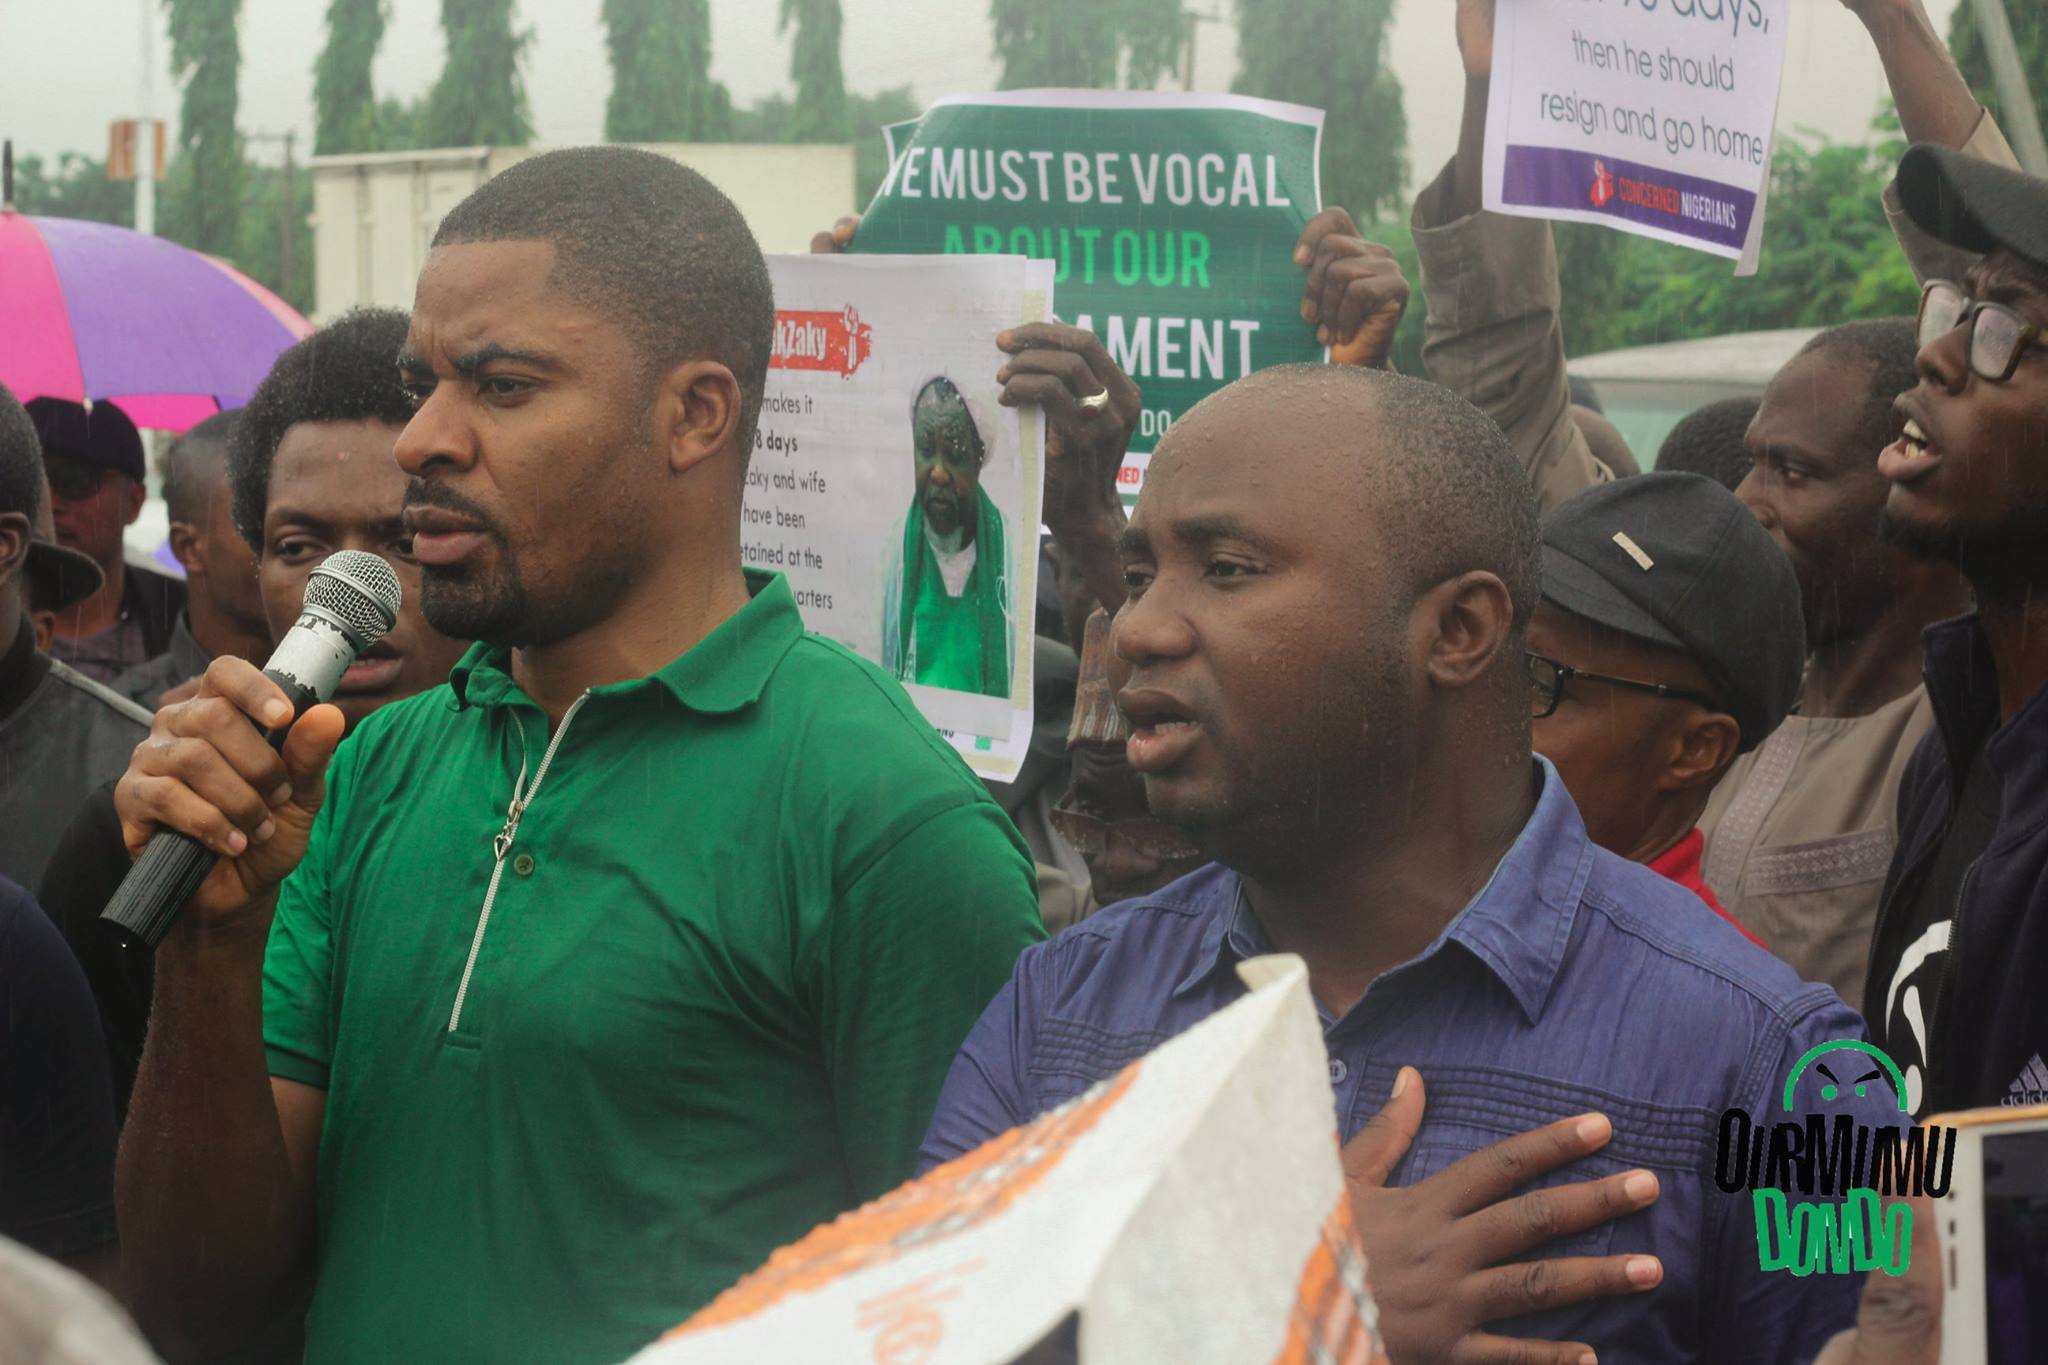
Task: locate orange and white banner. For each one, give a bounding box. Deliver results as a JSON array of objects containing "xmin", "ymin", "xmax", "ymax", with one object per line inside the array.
[{"xmin": 626, "ymin": 955, "xmax": 1381, "ymax": 1365}]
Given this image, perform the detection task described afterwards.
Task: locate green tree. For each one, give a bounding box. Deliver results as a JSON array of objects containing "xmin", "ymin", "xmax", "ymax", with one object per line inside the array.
[
  {"xmin": 162, "ymin": 0, "xmax": 244, "ymax": 256},
  {"xmin": 373, "ymin": 93, "xmax": 431, "ymax": 151},
  {"xmin": 1948, "ymin": 0, "xmax": 2048, "ymax": 135},
  {"xmin": 602, "ymin": 0, "xmax": 732, "ymax": 142},
  {"xmin": 1234, "ymin": 0, "xmax": 1406, "ymax": 224},
  {"xmin": 849, "ymin": 86, "xmax": 920, "ymax": 204},
  {"xmin": 9, "ymin": 154, "xmax": 135, "ymax": 227},
  {"xmin": 781, "ymin": 0, "xmax": 847, "ymax": 142},
  {"xmin": 315, "ymin": 0, "xmax": 387, "ymax": 155},
  {"xmin": 233, "ymin": 158, "xmax": 314, "ymax": 313},
  {"xmin": 422, "ymin": 0, "xmax": 532, "ymax": 148},
  {"xmin": 989, "ymin": 0, "xmax": 1183, "ymax": 90}
]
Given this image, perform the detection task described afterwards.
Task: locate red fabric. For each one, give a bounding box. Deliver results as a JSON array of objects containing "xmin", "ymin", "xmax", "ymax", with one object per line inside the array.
[{"xmin": 1648, "ymin": 828, "xmax": 1766, "ymax": 948}]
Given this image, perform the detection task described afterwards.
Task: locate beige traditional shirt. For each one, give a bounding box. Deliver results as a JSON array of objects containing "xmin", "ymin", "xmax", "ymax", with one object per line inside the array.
[{"xmin": 1700, "ymin": 687, "xmax": 1935, "ymax": 1006}]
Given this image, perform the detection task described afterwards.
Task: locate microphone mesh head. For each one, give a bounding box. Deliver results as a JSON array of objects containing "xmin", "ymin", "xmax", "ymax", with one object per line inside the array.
[{"xmin": 304, "ymin": 551, "xmax": 402, "ymax": 648}]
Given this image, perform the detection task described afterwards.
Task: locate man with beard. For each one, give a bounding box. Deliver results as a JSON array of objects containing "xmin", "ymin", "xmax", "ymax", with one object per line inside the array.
[
  {"xmin": 922, "ymin": 364, "xmax": 1890, "ymax": 1363},
  {"xmin": 109, "ymin": 149, "xmax": 1042, "ymax": 1364},
  {"xmin": 1866, "ymin": 146, "xmax": 2048, "ymax": 1116},
  {"xmin": 883, "ymin": 375, "xmax": 1014, "ymax": 697},
  {"xmin": 1699, "ymin": 321, "xmax": 1971, "ymax": 1008},
  {"xmin": 38, "ymin": 310, "xmax": 471, "ymax": 1122}
]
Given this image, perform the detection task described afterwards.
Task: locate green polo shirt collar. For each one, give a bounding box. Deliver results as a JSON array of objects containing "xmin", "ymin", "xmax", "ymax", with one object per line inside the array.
[{"xmin": 446, "ymin": 568, "xmax": 803, "ymax": 715}]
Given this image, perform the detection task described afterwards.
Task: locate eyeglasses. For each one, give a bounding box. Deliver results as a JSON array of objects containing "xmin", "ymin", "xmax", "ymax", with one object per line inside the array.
[
  {"xmin": 1049, "ymin": 801, "xmax": 1201, "ymax": 863},
  {"xmin": 43, "ymin": 458, "xmax": 107, "ymax": 501},
  {"xmin": 1919, "ymin": 279, "xmax": 2048, "ymax": 383},
  {"xmin": 1526, "ymin": 651, "xmax": 1721, "ymax": 721}
]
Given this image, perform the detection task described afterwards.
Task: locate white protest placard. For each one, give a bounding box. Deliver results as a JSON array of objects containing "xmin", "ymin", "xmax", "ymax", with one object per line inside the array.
[
  {"xmin": 624, "ymin": 956, "xmax": 1381, "ymax": 1365},
  {"xmin": 749, "ymin": 254, "xmax": 1049, "ymax": 781},
  {"xmin": 1483, "ymin": 0, "xmax": 1791, "ymax": 273}
]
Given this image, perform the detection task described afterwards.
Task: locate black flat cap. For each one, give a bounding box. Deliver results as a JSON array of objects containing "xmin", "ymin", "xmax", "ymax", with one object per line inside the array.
[
  {"xmin": 1540, "ymin": 473, "xmax": 1805, "ymax": 753},
  {"xmin": 1897, "ymin": 143, "xmax": 2048, "ymax": 271}
]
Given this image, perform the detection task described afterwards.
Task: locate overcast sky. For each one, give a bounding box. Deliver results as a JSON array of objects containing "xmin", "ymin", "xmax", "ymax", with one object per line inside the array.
[{"xmin": 0, "ymin": 0, "xmax": 1961, "ymax": 198}]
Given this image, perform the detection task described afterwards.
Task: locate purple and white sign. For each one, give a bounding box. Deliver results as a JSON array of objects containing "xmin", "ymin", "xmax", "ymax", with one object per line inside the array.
[{"xmin": 1482, "ymin": 0, "xmax": 1790, "ymax": 274}]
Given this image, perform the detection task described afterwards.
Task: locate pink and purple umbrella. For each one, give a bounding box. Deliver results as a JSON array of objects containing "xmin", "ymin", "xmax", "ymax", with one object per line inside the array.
[{"xmin": 0, "ymin": 208, "xmax": 313, "ymax": 434}]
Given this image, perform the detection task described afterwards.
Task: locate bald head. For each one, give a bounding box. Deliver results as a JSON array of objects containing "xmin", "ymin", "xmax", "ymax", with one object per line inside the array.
[
  {"xmin": 1114, "ymin": 366, "xmax": 1542, "ymax": 870},
  {"xmin": 1150, "ymin": 364, "xmax": 1540, "ymax": 630}
]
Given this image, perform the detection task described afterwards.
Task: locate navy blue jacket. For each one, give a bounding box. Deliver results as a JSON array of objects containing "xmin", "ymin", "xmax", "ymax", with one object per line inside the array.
[{"xmin": 1867, "ymin": 614, "xmax": 2048, "ymax": 1114}]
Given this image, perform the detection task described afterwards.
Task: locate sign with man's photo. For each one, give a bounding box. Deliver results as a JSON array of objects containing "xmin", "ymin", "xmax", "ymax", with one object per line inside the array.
[{"xmin": 747, "ymin": 253, "xmax": 1049, "ymax": 780}]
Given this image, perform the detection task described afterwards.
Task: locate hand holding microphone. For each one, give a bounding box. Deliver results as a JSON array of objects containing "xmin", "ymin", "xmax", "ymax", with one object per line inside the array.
[{"xmin": 107, "ymin": 552, "xmax": 401, "ymax": 947}]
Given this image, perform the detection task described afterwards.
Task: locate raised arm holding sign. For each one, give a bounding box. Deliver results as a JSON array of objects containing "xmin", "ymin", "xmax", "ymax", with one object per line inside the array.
[{"xmin": 1480, "ymin": 0, "xmax": 1792, "ymax": 273}]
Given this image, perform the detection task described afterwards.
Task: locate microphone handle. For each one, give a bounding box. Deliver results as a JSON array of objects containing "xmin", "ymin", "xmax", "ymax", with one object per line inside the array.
[{"xmin": 100, "ymin": 670, "xmax": 322, "ymax": 950}]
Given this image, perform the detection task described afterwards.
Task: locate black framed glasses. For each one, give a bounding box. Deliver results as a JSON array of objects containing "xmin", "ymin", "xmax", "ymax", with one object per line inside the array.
[
  {"xmin": 1526, "ymin": 651, "xmax": 1721, "ymax": 720},
  {"xmin": 1919, "ymin": 279, "xmax": 2048, "ymax": 383}
]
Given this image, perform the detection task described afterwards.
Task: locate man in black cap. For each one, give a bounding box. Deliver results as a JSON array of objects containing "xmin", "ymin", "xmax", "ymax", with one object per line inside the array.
[
  {"xmin": 0, "ymin": 382, "xmax": 153, "ymax": 890},
  {"xmin": 1863, "ymin": 144, "xmax": 2048, "ymax": 1116},
  {"xmin": 28, "ymin": 396, "xmax": 186, "ymax": 683},
  {"xmin": 1526, "ymin": 473, "xmax": 1803, "ymax": 939}
]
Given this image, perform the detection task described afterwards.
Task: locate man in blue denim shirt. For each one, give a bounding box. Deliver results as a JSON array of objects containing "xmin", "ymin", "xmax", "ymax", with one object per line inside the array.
[{"xmin": 922, "ymin": 367, "xmax": 1897, "ymax": 1363}]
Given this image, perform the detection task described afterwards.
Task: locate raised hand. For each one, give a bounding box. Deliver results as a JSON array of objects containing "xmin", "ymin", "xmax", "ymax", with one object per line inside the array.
[
  {"xmin": 1293, "ymin": 207, "xmax": 1410, "ymax": 370},
  {"xmin": 996, "ymin": 322, "xmax": 1140, "ymax": 529},
  {"xmin": 1457, "ymin": 0, "xmax": 1497, "ymax": 84},
  {"xmin": 809, "ymin": 215, "xmax": 862, "ymax": 254}
]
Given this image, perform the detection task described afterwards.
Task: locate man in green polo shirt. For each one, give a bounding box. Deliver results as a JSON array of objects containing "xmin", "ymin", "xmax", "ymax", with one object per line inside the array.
[{"xmin": 112, "ymin": 148, "xmax": 1044, "ymax": 1365}]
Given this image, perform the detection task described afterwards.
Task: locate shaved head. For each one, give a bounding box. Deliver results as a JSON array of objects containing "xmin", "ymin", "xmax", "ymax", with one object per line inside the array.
[
  {"xmin": 1152, "ymin": 364, "xmax": 1540, "ymax": 631},
  {"xmin": 1114, "ymin": 365, "xmax": 1539, "ymax": 871}
]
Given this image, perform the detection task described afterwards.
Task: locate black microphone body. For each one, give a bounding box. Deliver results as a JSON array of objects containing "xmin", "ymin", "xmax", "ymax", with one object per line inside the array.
[{"xmin": 101, "ymin": 552, "xmax": 402, "ymax": 948}]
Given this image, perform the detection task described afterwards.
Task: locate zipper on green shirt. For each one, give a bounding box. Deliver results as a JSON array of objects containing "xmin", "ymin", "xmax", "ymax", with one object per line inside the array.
[{"xmin": 448, "ymin": 690, "xmax": 592, "ymax": 1034}]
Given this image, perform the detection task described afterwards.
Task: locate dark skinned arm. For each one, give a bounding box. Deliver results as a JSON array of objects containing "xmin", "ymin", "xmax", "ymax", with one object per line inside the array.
[
  {"xmin": 113, "ymin": 659, "xmax": 338, "ymax": 1359},
  {"xmin": 996, "ymin": 323, "xmax": 1139, "ymax": 622}
]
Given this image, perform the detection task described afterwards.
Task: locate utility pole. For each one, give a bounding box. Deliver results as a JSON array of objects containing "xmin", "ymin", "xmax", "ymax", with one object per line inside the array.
[
  {"xmin": 1180, "ymin": 9, "xmax": 1224, "ymax": 91},
  {"xmin": 136, "ymin": 0, "xmax": 156, "ymax": 234},
  {"xmin": 1971, "ymin": 0, "xmax": 2048, "ymax": 175}
]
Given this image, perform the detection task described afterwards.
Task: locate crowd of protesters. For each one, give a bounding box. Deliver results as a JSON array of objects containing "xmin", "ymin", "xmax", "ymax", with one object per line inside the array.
[{"xmin": 0, "ymin": 0, "xmax": 2039, "ymax": 1361}]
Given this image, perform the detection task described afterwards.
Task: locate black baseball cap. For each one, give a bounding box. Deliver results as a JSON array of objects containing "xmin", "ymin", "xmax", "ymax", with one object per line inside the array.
[
  {"xmin": 26, "ymin": 396, "xmax": 145, "ymax": 482},
  {"xmin": 1897, "ymin": 143, "xmax": 2048, "ymax": 272},
  {"xmin": 1539, "ymin": 473, "xmax": 1805, "ymax": 753}
]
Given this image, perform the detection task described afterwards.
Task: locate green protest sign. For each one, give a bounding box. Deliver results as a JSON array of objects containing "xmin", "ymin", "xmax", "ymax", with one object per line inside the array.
[{"xmin": 851, "ymin": 91, "xmax": 1324, "ymax": 501}]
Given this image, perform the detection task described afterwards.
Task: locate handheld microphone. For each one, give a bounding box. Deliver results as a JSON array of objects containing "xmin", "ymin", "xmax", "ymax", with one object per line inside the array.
[{"xmin": 101, "ymin": 550, "xmax": 403, "ymax": 949}]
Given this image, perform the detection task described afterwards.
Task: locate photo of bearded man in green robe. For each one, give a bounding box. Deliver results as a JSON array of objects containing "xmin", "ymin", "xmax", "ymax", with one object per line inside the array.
[{"xmin": 881, "ymin": 376, "xmax": 1014, "ymax": 697}]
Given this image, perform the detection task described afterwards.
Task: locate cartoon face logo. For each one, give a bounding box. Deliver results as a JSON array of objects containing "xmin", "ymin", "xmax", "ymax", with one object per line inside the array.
[
  {"xmin": 1590, "ymin": 160, "xmax": 1616, "ymax": 209},
  {"xmin": 1781, "ymin": 1041, "xmax": 1909, "ymax": 1113}
]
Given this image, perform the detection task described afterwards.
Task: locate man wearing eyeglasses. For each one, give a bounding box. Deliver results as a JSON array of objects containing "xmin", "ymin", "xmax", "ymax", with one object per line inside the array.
[
  {"xmin": 26, "ymin": 398, "xmax": 186, "ymax": 684},
  {"xmin": 1863, "ymin": 144, "xmax": 2048, "ymax": 1118},
  {"xmin": 1524, "ymin": 473, "xmax": 1805, "ymax": 941}
]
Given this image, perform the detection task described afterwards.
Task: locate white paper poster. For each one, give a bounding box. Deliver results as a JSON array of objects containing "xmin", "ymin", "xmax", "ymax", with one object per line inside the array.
[
  {"xmin": 625, "ymin": 956, "xmax": 1381, "ymax": 1365},
  {"xmin": 750, "ymin": 254, "xmax": 1049, "ymax": 780},
  {"xmin": 1483, "ymin": 0, "xmax": 1791, "ymax": 273}
]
